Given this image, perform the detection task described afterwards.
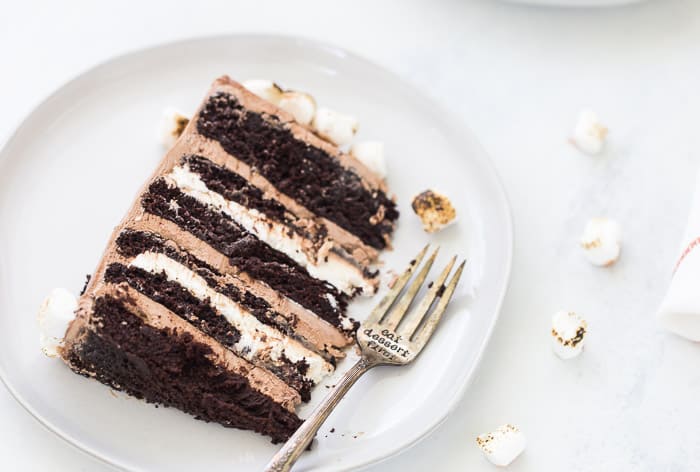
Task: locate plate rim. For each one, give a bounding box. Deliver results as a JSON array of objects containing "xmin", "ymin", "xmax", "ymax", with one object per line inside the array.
[{"xmin": 0, "ymin": 33, "xmax": 513, "ymax": 472}]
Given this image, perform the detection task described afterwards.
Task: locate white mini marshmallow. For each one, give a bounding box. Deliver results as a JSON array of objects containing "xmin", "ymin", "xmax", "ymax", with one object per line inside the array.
[
  {"xmin": 476, "ymin": 424, "xmax": 526, "ymax": 467},
  {"xmin": 580, "ymin": 217, "xmax": 621, "ymax": 266},
  {"xmin": 157, "ymin": 107, "xmax": 190, "ymax": 149},
  {"xmin": 551, "ymin": 311, "xmax": 587, "ymax": 359},
  {"xmin": 38, "ymin": 288, "xmax": 78, "ymax": 357},
  {"xmin": 242, "ymin": 79, "xmax": 283, "ymax": 105},
  {"xmin": 312, "ymin": 107, "xmax": 358, "ymax": 146},
  {"xmin": 278, "ymin": 91, "xmax": 316, "ymax": 125},
  {"xmin": 350, "ymin": 141, "xmax": 387, "ymax": 178},
  {"xmin": 570, "ymin": 109, "xmax": 608, "ymax": 155}
]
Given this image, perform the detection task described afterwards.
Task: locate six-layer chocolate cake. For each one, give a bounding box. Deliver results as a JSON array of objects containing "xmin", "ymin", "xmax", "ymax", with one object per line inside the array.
[{"xmin": 57, "ymin": 76, "xmax": 398, "ymax": 443}]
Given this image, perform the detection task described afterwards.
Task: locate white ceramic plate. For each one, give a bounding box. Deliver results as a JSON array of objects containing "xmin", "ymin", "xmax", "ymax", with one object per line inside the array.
[{"xmin": 0, "ymin": 35, "xmax": 512, "ymax": 471}]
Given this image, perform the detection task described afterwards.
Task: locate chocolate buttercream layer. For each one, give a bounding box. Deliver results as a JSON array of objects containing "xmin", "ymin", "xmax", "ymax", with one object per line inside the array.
[
  {"xmin": 141, "ymin": 178, "xmax": 351, "ymax": 329},
  {"xmin": 195, "ymin": 89, "xmax": 398, "ymax": 250},
  {"xmin": 65, "ymin": 294, "xmax": 301, "ymax": 443}
]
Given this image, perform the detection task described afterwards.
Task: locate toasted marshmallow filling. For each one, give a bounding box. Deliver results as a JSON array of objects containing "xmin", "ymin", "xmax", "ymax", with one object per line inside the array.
[{"xmin": 165, "ymin": 165, "xmax": 375, "ymax": 295}]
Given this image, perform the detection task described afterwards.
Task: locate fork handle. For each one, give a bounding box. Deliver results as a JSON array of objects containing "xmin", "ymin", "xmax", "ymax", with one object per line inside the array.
[{"xmin": 264, "ymin": 357, "xmax": 375, "ymax": 472}]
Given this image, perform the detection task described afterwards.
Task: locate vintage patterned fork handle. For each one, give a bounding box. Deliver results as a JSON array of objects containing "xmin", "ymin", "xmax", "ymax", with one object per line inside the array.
[{"xmin": 264, "ymin": 356, "xmax": 377, "ymax": 472}]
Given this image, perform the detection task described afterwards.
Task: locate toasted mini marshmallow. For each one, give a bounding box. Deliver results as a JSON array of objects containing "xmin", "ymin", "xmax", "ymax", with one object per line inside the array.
[
  {"xmin": 38, "ymin": 288, "xmax": 78, "ymax": 357},
  {"xmin": 278, "ymin": 91, "xmax": 316, "ymax": 126},
  {"xmin": 551, "ymin": 311, "xmax": 587, "ymax": 359},
  {"xmin": 411, "ymin": 189, "xmax": 457, "ymax": 233},
  {"xmin": 312, "ymin": 107, "xmax": 358, "ymax": 146},
  {"xmin": 476, "ymin": 424, "xmax": 526, "ymax": 467},
  {"xmin": 242, "ymin": 79, "xmax": 283, "ymax": 105},
  {"xmin": 570, "ymin": 109, "xmax": 608, "ymax": 155},
  {"xmin": 580, "ymin": 217, "xmax": 621, "ymax": 266},
  {"xmin": 157, "ymin": 107, "xmax": 190, "ymax": 149},
  {"xmin": 350, "ymin": 141, "xmax": 387, "ymax": 179}
]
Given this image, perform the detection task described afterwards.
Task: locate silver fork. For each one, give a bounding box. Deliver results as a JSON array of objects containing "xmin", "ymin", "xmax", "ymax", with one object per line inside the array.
[{"xmin": 265, "ymin": 245, "xmax": 466, "ymax": 472}]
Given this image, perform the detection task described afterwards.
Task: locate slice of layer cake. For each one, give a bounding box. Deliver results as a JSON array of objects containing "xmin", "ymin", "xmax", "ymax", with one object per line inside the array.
[{"xmin": 53, "ymin": 76, "xmax": 399, "ymax": 443}]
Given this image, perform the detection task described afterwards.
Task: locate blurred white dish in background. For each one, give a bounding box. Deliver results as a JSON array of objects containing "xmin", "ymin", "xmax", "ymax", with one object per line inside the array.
[{"xmin": 504, "ymin": 0, "xmax": 644, "ymax": 6}]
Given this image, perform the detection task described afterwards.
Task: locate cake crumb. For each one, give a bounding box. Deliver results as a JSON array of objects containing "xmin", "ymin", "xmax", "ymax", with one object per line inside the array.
[
  {"xmin": 411, "ymin": 189, "xmax": 456, "ymax": 233},
  {"xmin": 79, "ymin": 274, "xmax": 92, "ymax": 295},
  {"xmin": 385, "ymin": 269, "xmax": 399, "ymax": 288}
]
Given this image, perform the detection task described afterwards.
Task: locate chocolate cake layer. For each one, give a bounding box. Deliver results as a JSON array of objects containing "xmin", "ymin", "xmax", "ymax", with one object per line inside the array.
[
  {"xmin": 164, "ymin": 163, "xmax": 376, "ymax": 295},
  {"xmin": 104, "ymin": 263, "xmax": 242, "ymax": 349},
  {"xmin": 116, "ymin": 230, "xmax": 220, "ymax": 286},
  {"xmin": 115, "ymin": 228, "xmax": 347, "ymax": 358},
  {"xmin": 141, "ymin": 178, "xmax": 350, "ymax": 329},
  {"xmin": 182, "ymin": 154, "xmax": 295, "ymax": 230},
  {"xmin": 66, "ymin": 295, "xmax": 301, "ymax": 443},
  {"xmin": 120, "ymin": 214, "xmax": 352, "ymax": 355},
  {"xmin": 172, "ymin": 131, "xmax": 380, "ymax": 267},
  {"xmin": 196, "ymin": 91, "xmax": 399, "ymax": 249},
  {"xmin": 105, "ymin": 259, "xmax": 315, "ymax": 399},
  {"xmin": 116, "ymin": 230, "xmax": 296, "ymax": 336}
]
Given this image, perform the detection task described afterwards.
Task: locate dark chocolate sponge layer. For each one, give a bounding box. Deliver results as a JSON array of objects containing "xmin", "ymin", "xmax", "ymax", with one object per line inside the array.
[
  {"xmin": 104, "ymin": 262, "xmax": 313, "ymax": 400},
  {"xmin": 182, "ymin": 155, "xmax": 293, "ymax": 229},
  {"xmin": 141, "ymin": 179, "xmax": 349, "ymax": 329},
  {"xmin": 66, "ymin": 295, "xmax": 302, "ymax": 443},
  {"xmin": 104, "ymin": 263, "xmax": 242, "ymax": 350},
  {"xmin": 196, "ymin": 92, "xmax": 398, "ymax": 250},
  {"xmin": 116, "ymin": 229, "xmax": 299, "ymax": 334}
]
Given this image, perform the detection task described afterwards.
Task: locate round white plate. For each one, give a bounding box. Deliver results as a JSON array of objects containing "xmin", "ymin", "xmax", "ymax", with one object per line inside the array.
[{"xmin": 0, "ymin": 35, "xmax": 512, "ymax": 471}]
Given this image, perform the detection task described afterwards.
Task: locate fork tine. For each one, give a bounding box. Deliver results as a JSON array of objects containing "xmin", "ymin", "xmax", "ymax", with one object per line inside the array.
[
  {"xmin": 381, "ymin": 246, "xmax": 440, "ymax": 330},
  {"xmin": 364, "ymin": 244, "xmax": 430, "ymax": 325},
  {"xmin": 398, "ymin": 255, "xmax": 457, "ymax": 338},
  {"xmin": 411, "ymin": 260, "xmax": 466, "ymax": 347}
]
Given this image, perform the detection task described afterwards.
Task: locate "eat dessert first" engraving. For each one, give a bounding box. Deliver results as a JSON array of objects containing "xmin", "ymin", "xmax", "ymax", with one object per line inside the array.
[{"xmin": 362, "ymin": 327, "xmax": 410, "ymax": 360}]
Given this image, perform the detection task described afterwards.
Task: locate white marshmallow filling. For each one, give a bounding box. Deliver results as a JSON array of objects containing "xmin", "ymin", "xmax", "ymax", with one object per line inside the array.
[
  {"xmin": 165, "ymin": 165, "xmax": 375, "ymax": 296},
  {"xmin": 129, "ymin": 251, "xmax": 333, "ymax": 384}
]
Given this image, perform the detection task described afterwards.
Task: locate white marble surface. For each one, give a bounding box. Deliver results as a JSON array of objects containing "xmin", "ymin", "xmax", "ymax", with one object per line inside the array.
[{"xmin": 2, "ymin": 0, "xmax": 700, "ymax": 470}]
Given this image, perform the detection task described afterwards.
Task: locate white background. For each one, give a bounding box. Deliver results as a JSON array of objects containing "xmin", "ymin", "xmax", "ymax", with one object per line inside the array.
[{"xmin": 2, "ymin": 0, "xmax": 700, "ymax": 470}]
